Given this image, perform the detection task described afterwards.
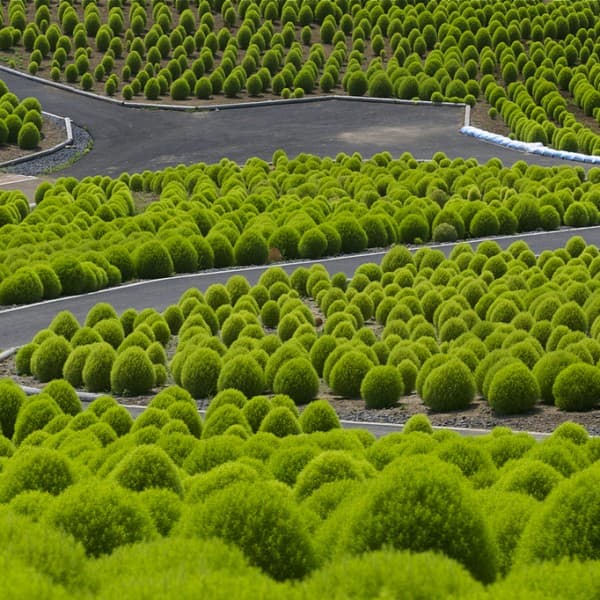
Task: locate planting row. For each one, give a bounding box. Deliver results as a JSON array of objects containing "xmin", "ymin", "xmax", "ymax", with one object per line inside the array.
[
  {"xmin": 0, "ymin": 77, "xmax": 43, "ymax": 150},
  {"xmin": 2, "ymin": 150, "xmax": 600, "ymax": 305},
  {"xmin": 2, "ymin": 0, "xmax": 600, "ymax": 151},
  {"xmin": 15, "ymin": 236, "xmax": 600, "ymax": 416},
  {"xmin": 0, "ymin": 377, "xmax": 599, "ymax": 596}
]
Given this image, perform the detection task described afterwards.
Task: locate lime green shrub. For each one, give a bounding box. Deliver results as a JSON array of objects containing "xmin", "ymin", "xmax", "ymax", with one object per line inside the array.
[
  {"xmin": 423, "ymin": 359, "xmax": 475, "ymax": 411},
  {"xmin": 178, "ymin": 480, "xmax": 316, "ymax": 580},
  {"xmin": 361, "ymin": 365, "xmax": 404, "ymax": 409},
  {"xmin": 553, "ymin": 363, "xmax": 600, "ymax": 411},
  {"xmin": 13, "ymin": 395, "xmax": 61, "ymax": 445},
  {"xmin": 0, "ymin": 381, "xmax": 26, "ymax": 439},
  {"xmin": 299, "ymin": 400, "xmax": 340, "ymax": 433},
  {"xmin": 112, "ymin": 445, "xmax": 182, "ymax": 496},
  {"xmin": 329, "ymin": 351, "xmax": 373, "ymax": 398},
  {"xmin": 181, "ymin": 347, "xmax": 222, "ymax": 399},
  {"xmin": 110, "ymin": 347, "xmax": 156, "ymax": 395},
  {"xmin": 488, "ymin": 363, "xmax": 539, "ymax": 414},
  {"xmin": 273, "ymin": 357, "xmax": 319, "ymax": 405},
  {"xmin": 46, "ymin": 478, "xmax": 155, "ymax": 557}
]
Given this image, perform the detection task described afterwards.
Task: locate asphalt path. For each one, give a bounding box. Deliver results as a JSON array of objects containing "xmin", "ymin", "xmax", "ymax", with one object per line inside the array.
[
  {"xmin": 1, "ymin": 225, "xmax": 598, "ymax": 348},
  {"xmin": 0, "ymin": 70, "xmax": 576, "ymax": 178}
]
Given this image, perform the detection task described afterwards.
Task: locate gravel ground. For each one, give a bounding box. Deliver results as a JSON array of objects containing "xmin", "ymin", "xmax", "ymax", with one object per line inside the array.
[{"xmin": 3, "ymin": 121, "xmax": 92, "ymax": 176}]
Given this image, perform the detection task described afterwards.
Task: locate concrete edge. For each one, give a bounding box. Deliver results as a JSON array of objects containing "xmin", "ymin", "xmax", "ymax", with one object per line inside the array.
[
  {"xmin": 0, "ymin": 64, "xmax": 468, "ymax": 113},
  {"xmin": 0, "ymin": 110, "xmax": 73, "ymax": 169}
]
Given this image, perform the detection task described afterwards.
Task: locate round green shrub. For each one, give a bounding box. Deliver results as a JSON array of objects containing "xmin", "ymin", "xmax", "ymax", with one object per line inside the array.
[
  {"xmin": 422, "ymin": 359, "xmax": 475, "ymax": 411},
  {"xmin": 31, "ymin": 336, "xmax": 71, "ymax": 383},
  {"xmin": 368, "ymin": 72, "xmax": 393, "ymax": 98},
  {"xmin": 101, "ymin": 405, "xmax": 133, "ymax": 437},
  {"xmin": 42, "ymin": 380, "xmax": 81, "ymax": 416},
  {"xmin": 361, "ymin": 365, "xmax": 404, "ymax": 409},
  {"xmin": 259, "ymin": 406, "xmax": 301, "ymax": 437},
  {"xmin": 299, "ymin": 399, "xmax": 340, "ymax": 433},
  {"xmin": 0, "ymin": 446, "xmax": 75, "ymax": 502},
  {"xmin": 553, "ymin": 363, "xmax": 600, "ymax": 411},
  {"xmin": 516, "ymin": 466, "xmax": 600, "ymax": 564},
  {"xmin": 532, "ymin": 350, "xmax": 579, "ymax": 404},
  {"xmin": 217, "ymin": 355, "xmax": 264, "ymax": 397},
  {"xmin": 332, "ymin": 455, "xmax": 497, "ymax": 583},
  {"xmin": 170, "ymin": 77, "xmax": 190, "ymax": 100},
  {"xmin": 17, "ymin": 122, "xmax": 40, "ymax": 150},
  {"xmin": 273, "ymin": 357, "xmax": 319, "ymax": 405},
  {"xmin": 112, "ymin": 444, "xmax": 182, "ymax": 496},
  {"xmin": 329, "ymin": 351, "xmax": 374, "ymax": 398},
  {"xmin": 495, "ymin": 458, "xmax": 563, "ymax": 501},
  {"xmin": 179, "ymin": 480, "xmax": 316, "ymax": 580},
  {"xmin": 82, "ymin": 343, "xmax": 116, "ymax": 393},
  {"xmin": 233, "ymin": 230, "xmax": 268, "ymax": 266},
  {"xmin": 110, "ymin": 347, "xmax": 156, "ymax": 396},
  {"xmin": 0, "ymin": 382, "xmax": 26, "ymax": 438},
  {"xmin": 0, "ymin": 267, "xmax": 44, "ymax": 305},
  {"xmin": 488, "ymin": 363, "xmax": 539, "ymax": 414},
  {"xmin": 46, "ymin": 478, "xmax": 155, "ymax": 557},
  {"xmin": 181, "ymin": 347, "xmax": 222, "ymax": 399},
  {"xmin": 133, "ymin": 241, "xmax": 174, "ymax": 279},
  {"xmin": 13, "ymin": 395, "xmax": 61, "ymax": 446}
]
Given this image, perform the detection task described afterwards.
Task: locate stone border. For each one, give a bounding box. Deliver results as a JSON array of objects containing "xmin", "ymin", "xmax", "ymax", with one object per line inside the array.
[{"xmin": 0, "ymin": 110, "xmax": 73, "ymax": 168}]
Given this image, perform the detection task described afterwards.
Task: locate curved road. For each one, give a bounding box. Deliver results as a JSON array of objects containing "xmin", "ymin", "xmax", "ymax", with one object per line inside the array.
[
  {"xmin": 2, "ymin": 226, "xmax": 599, "ymax": 348},
  {"xmin": 0, "ymin": 70, "xmax": 577, "ymax": 178}
]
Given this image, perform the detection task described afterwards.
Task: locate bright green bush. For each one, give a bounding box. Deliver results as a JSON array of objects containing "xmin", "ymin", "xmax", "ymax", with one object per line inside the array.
[
  {"xmin": 423, "ymin": 359, "xmax": 475, "ymax": 411},
  {"xmin": 178, "ymin": 480, "xmax": 316, "ymax": 580},
  {"xmin": 181, "ymin": 347, "xmax": 222, "ymax": 399},
  {"xmin": 46, "ymin": 478, "xmax": 155, "ymax": 557},
  {"xmin": 17, "ymin": 122, "xmax": 40, "ymax": 150},
  {"xmin": 82, "ymin": 343, "xmax": 116, "ymax": 393},
  {"xmin": 42, "ymin": 379, "xmax": 81, "ymax": 416},
  {"xmin": 328, "ymin": 455, "xmax": 497, "ymax": 583},
  {"xmin": 273, "ymin": 357, "xmax": 319, "ymax": 405},
  {"xmin": 495, "ymin": 458, "xmax": 563, "ymax": 501},
  {"xmin": 217, "ymin": 355, "xmax": 264, "ymax": 397},
  {"xmin": 133, "ymin": 241, "xmax": 174, "ymax": 279},
  {"xmin": 233, "ymin": 230, "xmax": 268, "ymax": 266},
  {"xmin": 259, "ymin": 406, "xmax": 301, "ymax": 437},
  {"xmin": 30, "ymin": 336, "xmax": 71, "ymax": 383},
  {"xmin": 0, "ymin": 446, "xmax": 75, "ymax": 501},
  {"xmin": 299, "ymin": 399, "xmax": 340, "ymax": 433},
  {"xmin": 112, "ymin": 445, "xmax": 182, "ymax": 496},
  {"xmin": 488, "ymin": 363, "xmax": 539, "ymax": 415},
  {"xmin": 361, "ymin": 365, "xmax": 404, "ymax": 409},
  {"xmin": 553, "ymin": 363, "xmax": 600, "ymax": 411},
  {"xmin": 13, "ymin": 395, "xmax": 61, "ymax": 445},
  {"xmin": 0, "ymin": 267, "xmax": 44, "ymax": 305},
  {"xmin": 329, "ymin": 351, "xmax": 374, "ymax": 398},
  {"xmin": 0, "ymin": 381, "xmax": 26, "ymax": 439},
  {"xmin": 110, "ymin": 346, "xmax": 156, "ymax": 395}
]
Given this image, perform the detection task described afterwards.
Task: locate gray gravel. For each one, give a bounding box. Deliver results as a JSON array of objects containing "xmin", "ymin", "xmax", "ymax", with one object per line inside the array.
[{"xmin": 3, "ymin": 122, "xmax": 92, "ymax": 176}]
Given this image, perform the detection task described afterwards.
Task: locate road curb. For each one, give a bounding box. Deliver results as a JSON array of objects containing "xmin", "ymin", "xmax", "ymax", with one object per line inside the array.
[{"xmin": 0, "ymin": 111, "xmax": 73, "ymax": 169}]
